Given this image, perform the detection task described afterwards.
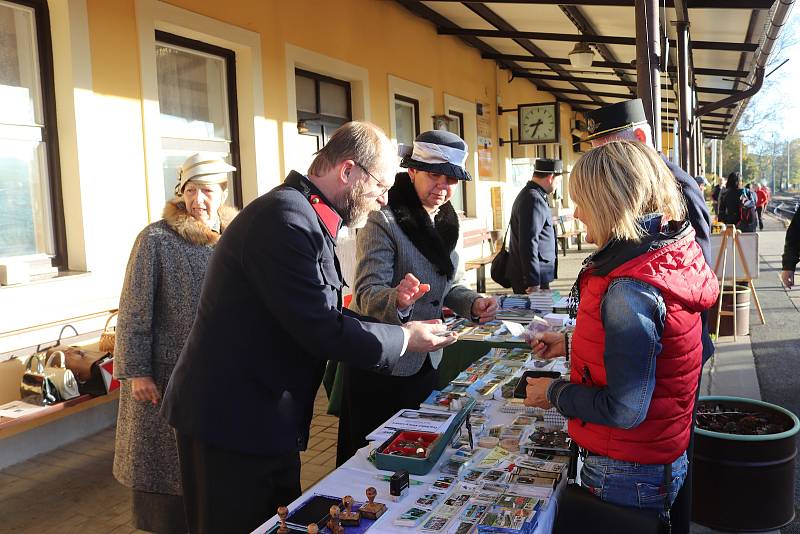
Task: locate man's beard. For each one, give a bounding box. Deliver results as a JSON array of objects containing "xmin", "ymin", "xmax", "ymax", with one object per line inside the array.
[{"xmin": 337, "ymin": 179, "xmax": 374, "ymax": 227}]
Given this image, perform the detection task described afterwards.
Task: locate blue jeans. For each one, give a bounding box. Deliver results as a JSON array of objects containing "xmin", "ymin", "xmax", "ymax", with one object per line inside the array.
[{"xmin": 579, "ymin": 452, "xmax": 688, "ymax": 514}]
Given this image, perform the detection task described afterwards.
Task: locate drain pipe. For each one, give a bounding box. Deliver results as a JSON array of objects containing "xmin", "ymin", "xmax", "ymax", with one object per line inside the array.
[{"xmin": 697, "ymin": 0, "xmax": 795, "ymax": 120}]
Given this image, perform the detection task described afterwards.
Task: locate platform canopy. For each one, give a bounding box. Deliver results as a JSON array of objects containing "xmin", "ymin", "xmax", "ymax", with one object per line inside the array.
[{"xmin": 396, "ymin": 0, "xmax": 783, "ymax": 140}]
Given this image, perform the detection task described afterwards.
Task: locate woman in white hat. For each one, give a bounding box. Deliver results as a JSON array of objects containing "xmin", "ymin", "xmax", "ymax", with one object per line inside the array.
[{"xmin": 112, "ymin": 154, "xmax": 237, "ymax": 533}]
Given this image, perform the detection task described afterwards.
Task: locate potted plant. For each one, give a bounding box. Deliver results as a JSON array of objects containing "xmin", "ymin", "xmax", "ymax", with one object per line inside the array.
[{"xmin": 692, "ymin": 396, "xmax": 799, "ymax": 532}]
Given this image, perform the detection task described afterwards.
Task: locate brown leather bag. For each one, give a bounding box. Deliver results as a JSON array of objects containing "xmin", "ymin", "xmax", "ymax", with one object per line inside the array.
[{"xmin": 43, "ymin": 325, "xmax": 110, "ymax": 396}]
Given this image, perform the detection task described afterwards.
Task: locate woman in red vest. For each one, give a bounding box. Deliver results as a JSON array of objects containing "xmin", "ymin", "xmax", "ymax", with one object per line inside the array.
[{"xmin": 525, "ymin": 141, "xmax": 719, "ymax": 513}]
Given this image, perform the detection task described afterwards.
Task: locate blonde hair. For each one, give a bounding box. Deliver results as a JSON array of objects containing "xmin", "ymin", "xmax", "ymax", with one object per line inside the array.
[
  {"xmin": 569, "ymin": 140, "xmax": 686, "ymax": 246},
  {"xmin": 307, "ymin": 121, "xmax": 392, "ymax": 177}
]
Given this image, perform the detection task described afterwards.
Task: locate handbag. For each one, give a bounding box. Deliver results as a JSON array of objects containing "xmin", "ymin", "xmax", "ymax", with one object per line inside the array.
[
  {"xmin": 553, "ymin": 442, "xmax": 672, "ymax": 534},
  {"xmin": 44, "ymin": 325, "xmax": 110, "ymax": 396},
  {"xmin": 20, "ymin": 354, "xmax": 61, "ymax": 406},
  {"xmin": 45, "ymin": 350, "xmax": 81, "ymax": 400},
  {"xmin": 490, "ymin": 226, "xmax": 512, "ymax": 288},
  {"xmin": 98, "ymin": 310, "xmax": 118, "ymax": 355}
]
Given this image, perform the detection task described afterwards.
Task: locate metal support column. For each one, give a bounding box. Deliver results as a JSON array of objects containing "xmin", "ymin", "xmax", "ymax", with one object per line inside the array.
[
  {"xmin": 635, "ymin": 0, "xmax": 662, "ymax": 151},
  {"xmin": 676, "ymin": 21, "xmax": 691, "ymax": 171}
]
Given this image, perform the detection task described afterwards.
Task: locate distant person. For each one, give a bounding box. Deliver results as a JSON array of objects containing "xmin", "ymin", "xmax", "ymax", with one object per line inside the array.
[
  {"xmin": 695, "ymin": 175, "xmax": 709, "ymax": 193},
  {"xmin": 711, "ymin": 177, "xmax": 723, "ymax": 217},
  {"xmin": 506, "ymin": 158, "xmax": 562, "ymax": 294},
  {"xmin": 719, "ymin": 172, "xmax": 758, "ymax": 233},
  {"xmin": 756, "ymin": 184, "xmax": 770, "ymax": 230},
  {"xmin": 780, "ymin": 206, "xmax": 800, "ymax": 288},
  {"xmin": 113, "ymin": 154, "xmax": 238, "ymax": 534},
  {"xmin": 337, "ymin": 130, "xmax": 498, "ymax": 466}
]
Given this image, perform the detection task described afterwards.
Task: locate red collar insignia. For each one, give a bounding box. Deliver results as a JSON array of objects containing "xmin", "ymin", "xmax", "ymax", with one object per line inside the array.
[{"xmin": 309, "ymin": 194, "xmax": 342, "ymax": 240}]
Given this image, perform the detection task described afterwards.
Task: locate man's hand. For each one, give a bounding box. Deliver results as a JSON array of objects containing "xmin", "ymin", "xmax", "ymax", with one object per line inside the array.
[
  {"xmin": 471, "ymin": 296, "xmax": 498, "ymax": 323},
  {"xmin": 529, "ymin": 331, "xmax": 566, "ymax": 360},
  {"xmin": 396, "ymin": 273, "xmax": 431, "ymax": 309},
  {"xmin": 780, "ymin": 270, "xmax": 795, "ymax": 289},
  {"xmin": 523, "ymin": 377, "xmax": 553, "ymax": 409},
  {"xmin": 131, "ymin": 376, "xmax": 161, "ymax": 405},
  {"xmin": 403, "ymin": 319, "xmax": 458, "ymax": 353},
  {"xmin": 525, "ymin": 286, "xmax": 539, "ymax": 294}
]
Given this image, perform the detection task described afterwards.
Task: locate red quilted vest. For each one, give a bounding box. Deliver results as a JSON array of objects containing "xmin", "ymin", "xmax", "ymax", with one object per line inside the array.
[{"xmin": 568, "ymin": 229, "xmax": 719, "ymax": 464}]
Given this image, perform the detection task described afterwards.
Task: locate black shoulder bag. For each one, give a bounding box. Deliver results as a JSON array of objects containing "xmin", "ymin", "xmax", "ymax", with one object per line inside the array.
[
  {"xmin": 554, "ymin": 442, "xmax": 672, "ymax": 534},
  {"xmin": 490, "ymin": 225, "xmax": 512, "ymax": 288}
]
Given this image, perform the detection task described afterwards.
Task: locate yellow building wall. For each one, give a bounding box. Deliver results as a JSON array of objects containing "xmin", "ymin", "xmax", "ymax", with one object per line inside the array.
[{"xmin": 2, "ymin": 0, "xmax": 584, "ymax": 345}]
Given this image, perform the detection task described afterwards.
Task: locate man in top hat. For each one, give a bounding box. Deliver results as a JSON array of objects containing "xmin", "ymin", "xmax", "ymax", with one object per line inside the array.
[
  {"xmin": 506, "ymin": 158, "xmax": 563, "ymax": 294},
  {"xmin": 160, "ymin": 122, "xmax": 458, "ymax": 534},
  {"xmin": 582, "ymin": 99, "xmax": 713, "ymax": 534}
]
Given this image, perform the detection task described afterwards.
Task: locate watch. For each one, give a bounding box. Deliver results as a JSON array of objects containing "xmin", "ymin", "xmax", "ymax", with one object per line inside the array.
[{"xmin": 518, "ymin": 103, "xmax": 559, "ymax": 144}]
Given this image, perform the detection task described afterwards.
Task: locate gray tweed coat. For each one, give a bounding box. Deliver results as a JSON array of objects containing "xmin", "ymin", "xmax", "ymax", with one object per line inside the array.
[
  {"xmin": 112, "ymin": 199, "xmax": 236, "ymax": 495},
  {"xmin": 350, "ymin": 173, "xmax": 478, "ymax": 376}
]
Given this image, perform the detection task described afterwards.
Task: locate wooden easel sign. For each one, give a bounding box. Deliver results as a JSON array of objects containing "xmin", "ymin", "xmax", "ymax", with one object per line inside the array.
[{"xmin": 710, "ymin": 225, "xmax": 765, "ymax": 340}]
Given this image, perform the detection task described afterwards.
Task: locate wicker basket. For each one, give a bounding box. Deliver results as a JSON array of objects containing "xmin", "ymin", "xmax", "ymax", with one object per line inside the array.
[{"xmin": 99, "ymin": 310, "xmax": 118, "ymax": 355}]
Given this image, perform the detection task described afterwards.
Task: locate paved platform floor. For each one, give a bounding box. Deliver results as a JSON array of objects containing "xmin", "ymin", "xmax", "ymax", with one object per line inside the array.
[
  {"xmin": 1, "ymin": 218, "xmax": 798, "ymax": 533},
  {"xmin": 0, "ymin": 388, "xmax": 337, "ymax": 534}
]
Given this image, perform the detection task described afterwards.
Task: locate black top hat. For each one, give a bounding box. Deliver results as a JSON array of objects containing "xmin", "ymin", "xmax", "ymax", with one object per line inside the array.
[
  {"xmin": 400, "ymin": 130, "xmax": 472, "ymax": 181},
  {"xmin": 533, "ymin": 158, "xmax": 563, "ymax": 175},
  {"xmin": 584, "ymin": 99, "xmax": 649, "ymax": 141}
]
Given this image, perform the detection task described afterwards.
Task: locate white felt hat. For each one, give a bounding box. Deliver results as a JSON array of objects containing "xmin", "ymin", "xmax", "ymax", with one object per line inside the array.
[{"xmin": 176, "ymin": 153, "xmax": 236, "ymax": 194}]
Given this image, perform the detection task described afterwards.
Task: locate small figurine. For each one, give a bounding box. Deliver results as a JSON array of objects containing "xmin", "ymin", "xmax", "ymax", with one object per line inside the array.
[
  {"xmin": 327, "ymin": 505, "xmax": 344, "ymax": 534},
  {"xmin": 359, "ymin": 486, "xmax": 387, "ymax": 519},
  {"xmin": 339, "ymin": 495, "xmax": 361, "ymax": 526},
  {"xmin": 277, "ymin": 506, "xmax": 289, "ymax": 534},
  {"xmin": 307, "ymin": 524, "xmax": 319, "ymax": 534}
]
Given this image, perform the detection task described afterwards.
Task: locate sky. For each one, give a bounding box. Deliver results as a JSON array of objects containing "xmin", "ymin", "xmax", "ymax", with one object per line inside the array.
[{"xmin": 740, "ymin": 8, "xmax": 800, "ymax": 142}]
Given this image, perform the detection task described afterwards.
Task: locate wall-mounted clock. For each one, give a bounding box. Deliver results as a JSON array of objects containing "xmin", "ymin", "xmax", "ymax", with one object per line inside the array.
[{"xmin": 518, "ymin": 103, "xmax": 559, "ymax": 144}]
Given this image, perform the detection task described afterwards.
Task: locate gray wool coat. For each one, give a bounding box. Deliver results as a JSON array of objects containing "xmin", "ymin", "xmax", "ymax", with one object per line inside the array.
[
  {"xmin": 112, "ymin": 199, "xmax": 236, "ymax": 495},
  {"xmin": 350, "ymin": 206, "xmax": 479, "ymax": 377}
]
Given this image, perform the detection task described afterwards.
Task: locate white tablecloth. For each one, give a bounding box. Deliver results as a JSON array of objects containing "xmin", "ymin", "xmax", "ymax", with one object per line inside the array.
[{"xmin": 255, "ymin": 392, "xmax": 561, "ymax": 533}]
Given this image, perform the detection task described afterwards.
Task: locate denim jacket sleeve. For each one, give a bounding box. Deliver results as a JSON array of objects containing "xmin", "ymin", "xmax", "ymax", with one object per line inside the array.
[{"xmin": 547, "ymin": 278, "xmax": 666, "ymax": 429}]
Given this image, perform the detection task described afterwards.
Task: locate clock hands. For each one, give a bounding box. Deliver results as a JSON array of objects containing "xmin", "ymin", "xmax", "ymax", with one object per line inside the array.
[{"xmin": 531, "ymin": 119, "xmax": 543, "ymax": 139}]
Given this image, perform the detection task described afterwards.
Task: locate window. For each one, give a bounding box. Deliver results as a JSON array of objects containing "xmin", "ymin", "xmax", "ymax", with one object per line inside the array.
[
  {"xmin": 394, "ymin": 94, "xmax": 420, "ymax": 148},
  {"xmin": 446, "ymin": 110, "xmax": 466, "ymax": 214},
  {"xmin": 295, "ymin": 68, "xmax": 352, "ymax": 152},
  {"xmin": 0, "ymin": 0, "xmax": 65, "ymax": 266},
  {"xmin": 155, "ymin": 31, "xmax": 241, "ymax": 206}
]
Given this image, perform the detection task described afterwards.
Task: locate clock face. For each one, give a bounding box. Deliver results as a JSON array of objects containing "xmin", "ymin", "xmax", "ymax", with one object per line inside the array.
[{"xmin": 519, "ymin": 103, "xmax": 559, "ymax": 144}]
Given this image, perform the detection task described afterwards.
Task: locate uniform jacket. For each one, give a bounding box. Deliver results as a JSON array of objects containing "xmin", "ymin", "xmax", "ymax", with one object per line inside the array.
[
  {"xmin": 507, "ymin": 181, "xmax": 557, "ymax": 291},
  {"xmin": 664, "ymin": 156, "xmax": 714, "ymax": 364},
  {"xmin": 783, "ymin": 207, "xmax": 800, "ymax": 271},
  {"xmin": 160, "ymin": 172, "xmax": 405, "ymax": 456},
  {"xmin": 567, "ymin": 226, "xmax": 719, "ymax": 464},
  {"xmin": 351, "ymin": 172, "xmax": 478, "ymax": 376},
  {"xmin": 113, "ymin": 198, "xmax": 236, "ymax": 495}
]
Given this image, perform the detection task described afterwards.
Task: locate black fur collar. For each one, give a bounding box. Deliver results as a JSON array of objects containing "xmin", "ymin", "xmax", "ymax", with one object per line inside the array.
[{"xmin": 388, "ymin": 173, "xmax": 460, "ymax": 279}]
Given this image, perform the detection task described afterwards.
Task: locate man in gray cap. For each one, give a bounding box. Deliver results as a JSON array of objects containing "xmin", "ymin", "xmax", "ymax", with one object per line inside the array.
[{"xmin": 506, "ymin": 158, "xmax": 562, "ymax": 294}]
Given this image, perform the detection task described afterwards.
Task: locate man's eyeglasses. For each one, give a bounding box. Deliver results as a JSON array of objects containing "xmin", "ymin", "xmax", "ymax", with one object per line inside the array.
[{"xmin": 355, "ymin": 162, "xmax": 390, "ymax": 195}]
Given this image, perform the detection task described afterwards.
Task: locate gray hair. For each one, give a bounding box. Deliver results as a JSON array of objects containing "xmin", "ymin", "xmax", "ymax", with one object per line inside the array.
[{"xmin": 307, "ymin": 121, "xmax": 393, "ymax": 177}]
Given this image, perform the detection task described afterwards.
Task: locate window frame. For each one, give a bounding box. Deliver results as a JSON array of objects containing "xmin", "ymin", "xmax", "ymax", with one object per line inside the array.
[
  {"xmin": 294, "ymin": 68, "xmax": 352, "ymax": 148},
  {"xmin": 394, "ymin": 94, "xmax": 420, "ymax": 144},
  {"xmin": 1, "ymin": 0, "xmax": 66, "ymax": 267},
  {"xmin": 154, "ymin": 29, "xmax": 243, "ymax": 207},
  {"xmin": 447, "ymin": 109, "xmax": 467, "ymax": 214}
]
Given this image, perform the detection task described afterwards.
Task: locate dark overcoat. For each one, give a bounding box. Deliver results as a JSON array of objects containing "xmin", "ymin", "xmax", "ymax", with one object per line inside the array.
[
  {"xmin": 160, "ymin": 172, "xmax": 405, "ymax": 455},
  {"xmin": 113, "ymin": 199, "xmax": 236, "ymax": 495},
  {"xmin": 506, "ymin": 181, "xmax": 557, "ymax": 292}
]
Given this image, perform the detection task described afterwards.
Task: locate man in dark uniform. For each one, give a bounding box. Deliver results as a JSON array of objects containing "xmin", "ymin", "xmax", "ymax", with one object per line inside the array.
[
  {"xmin": 583, "ymin": 99, "xmax": 713, "ymax": 534},
  {"xmin": 506, "ymin": 158, "xmax": 562, "ymax": 294},
  {"xmin": 160, "ymin": 122, "xmax": 457, "ymax": 534}
]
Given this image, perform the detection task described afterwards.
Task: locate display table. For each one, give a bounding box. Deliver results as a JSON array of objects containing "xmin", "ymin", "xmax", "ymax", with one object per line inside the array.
[
  {"xmin": 255, "ymin": 360, "xmax": 563, "ymax": 534},
  {"xmin": 324, "ymin": 339, "xmax": 530, "ymax": 416}
]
